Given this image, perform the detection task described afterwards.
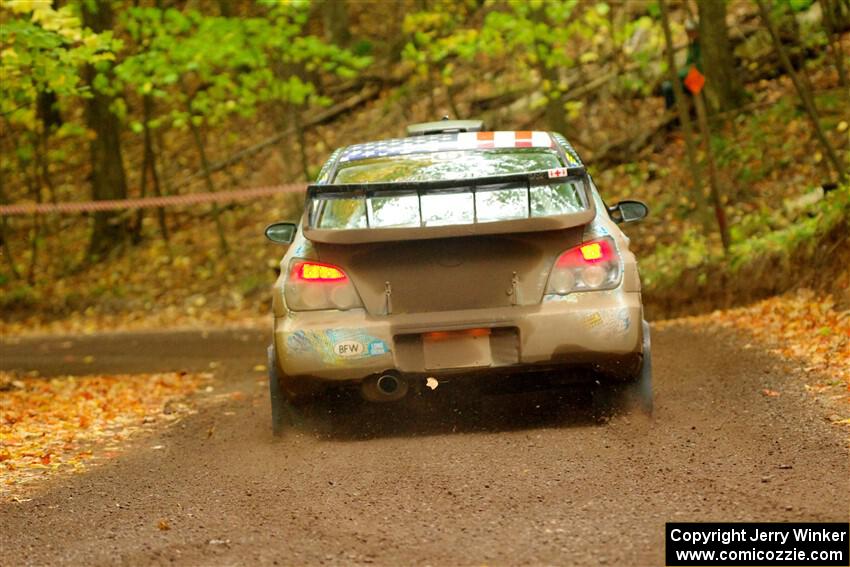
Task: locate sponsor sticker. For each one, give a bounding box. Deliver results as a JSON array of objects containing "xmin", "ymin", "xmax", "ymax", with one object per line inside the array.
[
  {"xmin": 287, "ymin": 329, "xmax": 391, "ymax": 364},
  {"xmin": 583, "ymin": 312, "xmax": 603, "ymax": 328},
  {"xmin": 368, "ymin": 340, "xmax": 387, "ymax": 355},
  {"xmin": 333, "ymin": 340, "xmax": 364, "ymax": 357}
]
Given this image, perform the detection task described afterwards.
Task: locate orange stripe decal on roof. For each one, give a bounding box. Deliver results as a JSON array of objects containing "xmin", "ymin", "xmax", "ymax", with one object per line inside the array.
[
  {"xmin": 515, "ymin": 131, "xmax": 532, "ymax": 140},
  {"xmin": 476, "ymin": 132, "xmax": 495, "ymax": 141}
]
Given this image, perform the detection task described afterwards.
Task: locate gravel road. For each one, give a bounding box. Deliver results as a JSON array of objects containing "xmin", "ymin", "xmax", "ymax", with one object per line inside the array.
[{"xmin": 1, "ymin": 325, "xmax": 847, "ymax": 566}]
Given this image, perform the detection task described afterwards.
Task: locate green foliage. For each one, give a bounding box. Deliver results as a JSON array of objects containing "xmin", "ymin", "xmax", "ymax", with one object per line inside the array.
[
  {"xmin": 400, "ymin": 0, "xmax": 665, "ymax": 107},
  {"xmin": 115, "ymin": 5, "xmax": 371, "ymax": 131},
  {"xmin": 643, "ymin": 183, "xmax": 850, "ymax": 291},
  {"xmin": 0, "ymin": 2, "xmax": 119, "ymax": 129},
  {"xmin": 401, "ymin": 0, "xmax": 479, "ymax": 86},
  {"xmin": 778, "ymin": 0, "xmax": 816, "ymax": 13},
  {"xmin": 402, "ymin": 0, "xmax": 595, "ymax": 98}
]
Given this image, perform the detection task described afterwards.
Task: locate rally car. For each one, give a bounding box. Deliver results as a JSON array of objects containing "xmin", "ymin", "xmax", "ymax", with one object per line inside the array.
[{"xmin": 265, "ymin": 120, "xmax": 651, "ymax": 434}]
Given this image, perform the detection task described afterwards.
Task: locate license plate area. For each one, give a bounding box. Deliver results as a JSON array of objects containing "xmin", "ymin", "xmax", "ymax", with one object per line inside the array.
[{"xmin": 422, "ymin": 329, "xmax": 492, "ymax": 370}]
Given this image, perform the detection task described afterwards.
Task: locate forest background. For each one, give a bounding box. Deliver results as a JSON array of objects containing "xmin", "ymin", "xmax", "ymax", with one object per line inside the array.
[{"xmin": 1, "ymin": 0, "xmax": 848, "ymax": 335}]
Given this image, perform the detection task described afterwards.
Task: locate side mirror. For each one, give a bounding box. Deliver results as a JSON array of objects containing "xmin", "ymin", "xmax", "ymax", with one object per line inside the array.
[
  {"xmin": 609, "ymin": 200, "xmax": 649, "ymax": 224},
  {"xmin": 264, "ymin": 222, "xmax": 297, "ymax": 244}
]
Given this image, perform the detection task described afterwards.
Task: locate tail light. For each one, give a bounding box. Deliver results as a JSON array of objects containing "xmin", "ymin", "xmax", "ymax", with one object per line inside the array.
[
  {"xmin": 284, "ymin": 259, "xmax": 363, "ymax": 311},
  {"xmin": 545, "ymin": 237, "xmax": 622, "ymax": 296}
]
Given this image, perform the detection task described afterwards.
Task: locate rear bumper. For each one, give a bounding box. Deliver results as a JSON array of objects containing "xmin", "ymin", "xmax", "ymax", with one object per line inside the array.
[{"xmin": 273, "ymin": 290, "xmax": 643, "ymax": 382}]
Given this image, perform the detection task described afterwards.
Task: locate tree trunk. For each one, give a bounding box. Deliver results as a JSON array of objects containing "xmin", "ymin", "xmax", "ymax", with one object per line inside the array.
[
  {"xmin": 531, "ymin": 7, "xmax": 567, "ymax": 134},
  {"xmin": 216, "ymin": 0, "xmax": 233, "ymax": 17},
  {"xmin": 81, "ymin": 0, "xmax": 129, "ymax": 259},
  {"xmin": 659, "ymin": 0, "xmax": 711, "ymax": 236},
  {"xmin": 322, "ymin": 0, "xmax": 351, "ymax": 47},
  {"xmin": 819, "ymin": 0, "xmax": 849, "ymax": 89},
  {"xmin": 535, "ymin": 43, "xmax": 567, "ymax": 134},
  {"xmin": 26, "ymin": 151, "xmax": 42, "ymax": 283},
  {"xmin": 697, "ymin": 0, "xmax": 747, "ymax": 112},
  {"xmin": 292, "ymin": 107, "xmax": 311, "ymax": 180},
  {"xmin": 133, "ymin": 95, "xmax": 169, "ymax": 243},
  {"xmin": 188, "ymin": 120, "xmax": 230, "ymax": 255},
  {"xmin": 0, "ymin": 160, "xmax": 21, "ymax": 280},
  {"xmin": 756, "ymin": 0, "xmax": 847, "ymax": 182},
  {"xmin": 693, "ymin": 92, "xmax": 731, "ymax": 251},
  {"xmin": 178, "ymin": 76, "xmax": 229, "ymax": 254},
  {"xmin": 542, "ymin": 79, "xmax": 567, "ymax": 135},
  {"xmin": 824, "ymin": 0, "xmax": 850, "ymax": 30},
  {"xmin": 36, "ymin": 91, "xmax": 62, "ymax": 132}
]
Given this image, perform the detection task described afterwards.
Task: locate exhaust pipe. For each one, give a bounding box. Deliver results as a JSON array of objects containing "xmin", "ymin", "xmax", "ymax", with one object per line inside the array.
[
  {"xmin": 377, "ymin": 374, "xmax": 401, "ymax": 395},
  {"xmin": 362, "ymin": 371, "xmax": 408, "ymax": 402}
]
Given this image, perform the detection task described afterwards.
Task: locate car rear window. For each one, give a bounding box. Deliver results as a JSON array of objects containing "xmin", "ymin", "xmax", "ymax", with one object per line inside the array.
[{"xmin": 333, "ymin": 149, "xmax": 562, "ymax": 183}]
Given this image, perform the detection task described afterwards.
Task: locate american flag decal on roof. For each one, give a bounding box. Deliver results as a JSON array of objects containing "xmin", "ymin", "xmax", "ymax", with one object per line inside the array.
[{"xmin": 338, "ymin": 131, "xmax": 557, "ymax": 163}]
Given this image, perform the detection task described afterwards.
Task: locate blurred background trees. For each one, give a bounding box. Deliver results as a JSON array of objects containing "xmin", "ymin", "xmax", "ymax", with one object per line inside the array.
[{"xmin": 0, "ymin": 0, "xmax": 847, "ymax": 320}]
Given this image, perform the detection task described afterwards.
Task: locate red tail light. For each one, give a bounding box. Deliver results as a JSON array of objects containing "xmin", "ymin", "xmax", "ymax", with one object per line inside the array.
[
  {"xmin": 546, "ymin": 237, "xmax": 621, "ymax": 295},
  {"xmin": 556, "ymin": 239, "xmax": 616, "ymax": 267},
  {"xmin": 285, "ymin": 259, "xmax": 362, "ymax": 311},
  {"xmin": 292, "ymin": 261, "xmax": 348, "ymax": 282}
]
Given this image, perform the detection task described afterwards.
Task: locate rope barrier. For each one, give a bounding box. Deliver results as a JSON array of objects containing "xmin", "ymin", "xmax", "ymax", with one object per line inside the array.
[{"xmin": 0, "ymin": 183, "xmax": 307, "ymax": 216}]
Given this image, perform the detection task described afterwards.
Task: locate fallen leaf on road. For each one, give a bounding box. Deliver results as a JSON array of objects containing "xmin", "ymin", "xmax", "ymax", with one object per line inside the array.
[
  {"xmin": 762, "ymin": 389, "xmax": 781, "ymax": 397},
  {"xmin": 158, "ymin": 519, "xmax": 171, "ymax": 531},
  {"xmin": 661, "ymin": 288, "xmax": 850, "ymax": 426},
  {"xmin": 0, "ymin": 371, "xmax": 209, "ymax": 501}
]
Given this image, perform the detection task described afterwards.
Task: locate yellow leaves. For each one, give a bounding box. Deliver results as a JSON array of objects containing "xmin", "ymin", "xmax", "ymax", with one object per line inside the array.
[
  {"xmin": 0, "ymin": 371, "xmax": 208, "ymax": 500},
  {"xmin": 10, "ymin": 1, "xmax": 84, "ymax": 42},
  {"xmin": 81, "ymin": 33, "xmax": 102, "ymax": 50},
  {"xmin": 579, "ymin": 51, "xmax": 599, "ymax": 65},
  {"xmin": 668, "ymin": 289, "xmax": 850, "ymax": 424},
  {"xmin": 4, "ymin": 0, "xmax": 55, "ymax": 16}
]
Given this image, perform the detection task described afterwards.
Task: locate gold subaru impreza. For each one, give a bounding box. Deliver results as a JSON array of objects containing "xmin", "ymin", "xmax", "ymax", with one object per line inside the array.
[{"xmin": 265, "ymin": 120, "xmax": 651, "ymax": 434}]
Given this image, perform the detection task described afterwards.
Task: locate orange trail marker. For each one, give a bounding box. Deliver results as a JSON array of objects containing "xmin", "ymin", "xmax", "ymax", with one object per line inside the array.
[{"xmin": 684, "ymin": 65, "xmax": 705, "ymax": 95}]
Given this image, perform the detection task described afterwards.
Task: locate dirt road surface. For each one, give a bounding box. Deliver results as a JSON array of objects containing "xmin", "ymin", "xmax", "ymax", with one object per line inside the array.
[{"xmin": 1, "ymin": 326, "xmax": 848, "ymax": 566}]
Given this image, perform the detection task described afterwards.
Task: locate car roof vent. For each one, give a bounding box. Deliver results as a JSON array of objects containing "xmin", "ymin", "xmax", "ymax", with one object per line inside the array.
[{"xmin": 406, "ymin": 118, "xmax": 486, "ymax": 136}]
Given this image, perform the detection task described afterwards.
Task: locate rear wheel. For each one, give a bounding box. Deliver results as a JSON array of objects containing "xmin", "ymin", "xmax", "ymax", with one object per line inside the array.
[
  {"xmin": 268, "ymin": 345, "xmax": 311, "ymax": 436},
  {"xmin": 268, "ymin": 345, "xmax": 288, "ymax": 436},
  {"xmin": 624, "ymin": 320, "xmax": 653, "ymax": 414},
  {"xmin": 593, "ymin": 320, "xmax": 653, "ymax": 417}
]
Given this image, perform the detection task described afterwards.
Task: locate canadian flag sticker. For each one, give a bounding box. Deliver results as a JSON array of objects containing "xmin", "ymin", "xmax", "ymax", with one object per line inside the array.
[{"xmin": 548, "ymin": 168, "xmax": 570, "ymax": 178}]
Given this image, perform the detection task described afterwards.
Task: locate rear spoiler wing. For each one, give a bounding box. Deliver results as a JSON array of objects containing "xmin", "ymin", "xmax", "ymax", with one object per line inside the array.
[{"xmin": 303, "ymin": 167, "xmax": 595, "ymax": 244}]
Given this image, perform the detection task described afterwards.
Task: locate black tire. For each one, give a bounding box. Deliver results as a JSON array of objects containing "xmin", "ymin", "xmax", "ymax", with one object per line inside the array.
[
  {"xmin": 623, "ymin": 320, "xmax": 653, "ymax": 415},
  {"xmin": 268, "ymin": 344, "xmax": 301, "ymax": 436},
  {"xmin": 593, "ymin": 320, "xmax": 653, "ymax": 417}
]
